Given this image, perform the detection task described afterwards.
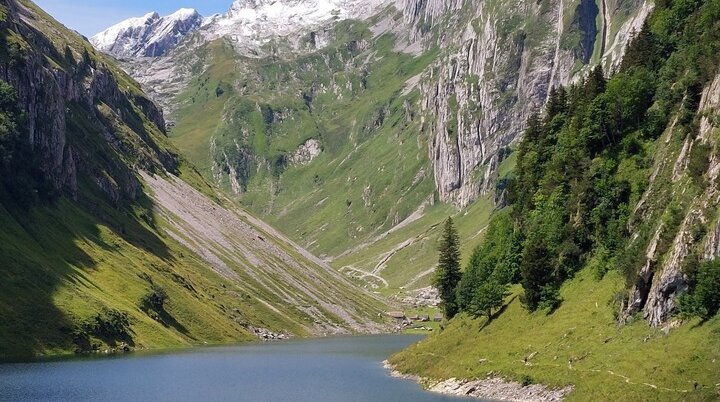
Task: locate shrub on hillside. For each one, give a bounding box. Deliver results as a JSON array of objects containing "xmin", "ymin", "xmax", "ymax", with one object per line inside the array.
[
  {"xmin": 678, "ymin": 259, "xmax": 720, "ymax": 320},
  {"xmin": 140, "ymin": 284, "xmax": 168, "ymax": 319}
]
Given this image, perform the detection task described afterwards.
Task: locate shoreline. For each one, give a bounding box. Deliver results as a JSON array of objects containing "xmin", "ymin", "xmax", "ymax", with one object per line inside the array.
[
  {"xmin": 384, "ymin": 361, "xmax": 573, "ymax": 402},
  {"xmin": 1, "ymin": 332, "xmax": 419, "ymax": 364}
]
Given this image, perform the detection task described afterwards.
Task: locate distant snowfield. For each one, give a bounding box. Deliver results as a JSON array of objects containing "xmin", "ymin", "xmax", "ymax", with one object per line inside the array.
[
  {"xmin": 91, "ymin": 8, "xmax": 203, "ymax": 57},
  {"xmin": 91, "ymin": 0, "xmax": 391, "ymax": 58}
]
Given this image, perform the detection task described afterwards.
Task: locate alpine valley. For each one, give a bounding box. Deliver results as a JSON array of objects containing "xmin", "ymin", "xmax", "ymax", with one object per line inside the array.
[
  {"xmin": 0, "ymin": 0, "xmax": 388, "ymax": 361},
  {"xmin": 1, "ymin": 0, "xmax": 719, "ymax": 401}
]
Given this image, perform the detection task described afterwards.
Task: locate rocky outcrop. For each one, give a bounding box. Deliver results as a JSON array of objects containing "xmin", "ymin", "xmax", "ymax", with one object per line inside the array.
[
  {"xmin": 0, "ymin": 0, "xmax": 172, "ymax": 203},
  {"xmin": 290, "ymin": 138, "xmax": 322, "ymax": 166},
  {"xmin": 623, "ymin": 71, "xmax": 720, "ymax": 326},
  {"xmin": 642, "ymin": 212, "xmax": 698, "ymax": 326},
  {"xmin": 428, "ymin": 377, "xmax": 572, "ymax": 402},
  {"xmin": 385, "ymin": 362, "xmax": 573, "ymax": 401},
  {"xmin": 623, "ymin": 226, "xmax": 664, "ymax": 319},
  {"xmin": 248, "ymin": 326, "xmax": 291, "ymax": 340}
]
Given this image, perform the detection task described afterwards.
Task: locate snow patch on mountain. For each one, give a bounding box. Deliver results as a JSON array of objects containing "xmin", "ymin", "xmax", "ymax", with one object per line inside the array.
[
  {"xmin": 91, "ymin": 8, "xmax": 204, "ymax": 58},
  {"xmin": 92, "ymin": 0, "xmax": 391, "ymax": 58},
  {"xmin": 207, "ymin": 0, "xmax": 390, "ymax": 42}
]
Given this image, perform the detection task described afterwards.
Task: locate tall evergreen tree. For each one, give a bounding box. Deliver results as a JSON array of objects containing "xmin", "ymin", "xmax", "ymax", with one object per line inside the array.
[
  {"xmin": 456, "ymin": 246, "xmax": 485, "ymax": 311},
  {"xmin": 585, "ymin": 65, "xmax": 606, "ymax": 99},
  {"xmin": 545, "ymin": 86, "xmax": 568, "ymax": 121},
  {"xmin": 520, "ymin": 238, "xmax": 555, "ymax": 311},
  {"xmin": 434, "ymin": 217, "xmax": 462, "ymax": 318},
  {"xmin": 621, "ymin": 22, "xmax": 659, "ymax": 72}
]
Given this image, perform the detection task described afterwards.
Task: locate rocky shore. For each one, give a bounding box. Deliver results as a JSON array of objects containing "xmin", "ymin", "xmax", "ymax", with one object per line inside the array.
[
  {"xmin": 384, "ymin": 361, "xmax": 573, "ymax": 401},
  {"xmin": 247, "ymin": 326, "xmax": 290, "ymax": 341}
]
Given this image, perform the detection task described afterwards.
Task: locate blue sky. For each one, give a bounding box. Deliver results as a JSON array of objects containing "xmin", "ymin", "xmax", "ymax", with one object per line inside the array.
[{"xmin": 34, "ymin": 0, "xmax": 232, "ymax": 37}]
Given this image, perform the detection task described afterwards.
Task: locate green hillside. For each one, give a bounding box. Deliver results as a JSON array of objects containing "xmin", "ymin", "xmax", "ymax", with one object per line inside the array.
[
  {"xmin": 390, "ymin": 270, "xmax": 720, "ymax": 401},
  {"xmin": 0, "ymin": 0, "xmax": 388, "ymax": 360},
  {"xmin": 168, "ymin": 17, "xmax": 449, "ymax": 293}
]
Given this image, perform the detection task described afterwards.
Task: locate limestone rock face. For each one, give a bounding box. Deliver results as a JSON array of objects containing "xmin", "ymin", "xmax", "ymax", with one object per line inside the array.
[
  {"xmin": 623, "ymin": 70, "xmax": 720, "ymax": 326},
  {"xmin": 398, "ymin": 0, "xmax": 653, "ymax": 206},
  {"xmin": 1, "ymin": 0, "xmax": 172, "ymax": 204}
]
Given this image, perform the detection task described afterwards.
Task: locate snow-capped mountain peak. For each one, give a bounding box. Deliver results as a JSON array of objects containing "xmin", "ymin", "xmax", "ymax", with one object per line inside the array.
[
  {"xmin": 169, "ymin": 8, "xmax": 200, "ymax": 19},
  {"xmin": 91, "ymin": 0, "xmax": 390, "ymax": 58},
  {"xmin": 90, "ymin": 9, "xmax": 203, "ymax": 58}
]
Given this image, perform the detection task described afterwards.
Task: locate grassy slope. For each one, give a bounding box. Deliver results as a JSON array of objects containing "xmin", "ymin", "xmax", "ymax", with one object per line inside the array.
[
  {"xmin": 0, "ymin": 162, "xmax": 388, "ymax": 360},
  {"xmin": 390, "ymin": 269, "xmax": 720, "ymax": 401},
  {"xmin": 0, "ymin": 181, "xmax": 251, "ymax": 359},
  {"xmin": 167, "ymin": 19, "xmax": 503, "ymax": 297},
  {"xmin": 333, "ymin": 197, "xmax": 494, "ymax": 295},
  {"xmin": 171, "ymin": 39, "xmax": 240, "ymax": 173},
  {"xmin": 0, "ymin": 0, "xmax": 387, "ymax": 360},
  {"xmin": 168, "ymin": 17, "xmax": 451, "ymax": 296}
]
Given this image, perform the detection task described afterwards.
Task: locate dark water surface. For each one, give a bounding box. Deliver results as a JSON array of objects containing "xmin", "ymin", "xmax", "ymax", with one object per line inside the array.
[{"xmin": 0, "ymin": 335, "xmax": 475, "ymax": 402}]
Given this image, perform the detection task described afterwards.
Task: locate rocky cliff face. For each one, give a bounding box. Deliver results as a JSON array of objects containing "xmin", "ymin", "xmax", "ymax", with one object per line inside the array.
[
  {"xmin": 1, "ymin": 0, "xmax": 173, "ymax": 204},
  {"xmin": 102, "ymin": 0, "xmax": 651, "ymax": 209},
  {"xmin": 396, "ymin": 0, "xmax": 653, "ymax": 206},
  {"xmin": 623, "ymin": 70, "xmax": 720, "ymax": 327}
]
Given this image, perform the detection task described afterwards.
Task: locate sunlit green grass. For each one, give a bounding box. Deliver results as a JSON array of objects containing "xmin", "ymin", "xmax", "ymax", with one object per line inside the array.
[{"xmin": 390, "ymin": 268, "xmax": 720, "ymax": 401}]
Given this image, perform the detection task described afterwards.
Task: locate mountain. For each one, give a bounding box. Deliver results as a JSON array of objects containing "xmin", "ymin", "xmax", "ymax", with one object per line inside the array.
[
  {"xmin": 98, "ymin": 0, "xmax": 651, "ymax": 304},
  {"xmin": 0, "ymin": 0, "xmax": 388, "ymax": 360},
  {"xmin": 91, "ymin": 0, "xmax": 390, "ymax": 59},
  {"xmin": 90, "ymin": 8, "xmax": 204, "ymax": 58},
  {"xmin": 213, "ymin": 0, "xmax": 389, "ymax": 43}
]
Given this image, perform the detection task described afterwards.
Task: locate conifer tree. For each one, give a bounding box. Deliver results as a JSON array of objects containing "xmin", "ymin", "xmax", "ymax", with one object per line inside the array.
[
  {"xmin": 520, "ymin": 239, "xmax": 555, "ymax": 311},
  {"xmin": 545, "ymin": 86, "xmax": 568, "ymax": 121},
  {"xmin": 621, "ymin": 22, "xmax": 658, "ymax": 72},
  {"xmin": 434, "ymin": 217, "xmax": 462, "ymax": 318},
  {"xmin": 585, "ymin": 65, "xmax": 606, "ymax": 99}
]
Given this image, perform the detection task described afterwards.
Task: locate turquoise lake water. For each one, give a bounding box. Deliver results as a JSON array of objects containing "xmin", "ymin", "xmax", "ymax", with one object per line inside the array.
[{"xmin": 0, "ymin": 335, "xmax": 480, "ymax": 401}]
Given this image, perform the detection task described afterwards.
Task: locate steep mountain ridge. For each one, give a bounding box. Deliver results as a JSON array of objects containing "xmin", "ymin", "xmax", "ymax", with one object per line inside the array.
[
  {"xmin": 90, "ymin": 8, "xmax": 204, "ymax": 58},
  {"xmin": 0, "ymin": 0, "xmax": 388, "ymax": 360},
  {"xmin": 92, "ymin": 0, "xmax": 392, "ymax": 60}
]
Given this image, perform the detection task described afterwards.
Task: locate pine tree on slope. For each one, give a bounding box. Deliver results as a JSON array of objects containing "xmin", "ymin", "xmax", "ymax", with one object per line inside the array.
[{"xmin": 434, "ymin": 217, "xmax": 462, "ymax": 319}]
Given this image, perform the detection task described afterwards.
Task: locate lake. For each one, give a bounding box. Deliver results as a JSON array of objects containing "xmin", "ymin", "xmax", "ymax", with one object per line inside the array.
[{"xmin": 0, "ymin": 335, "xmax": 476, "ymax": 401}]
